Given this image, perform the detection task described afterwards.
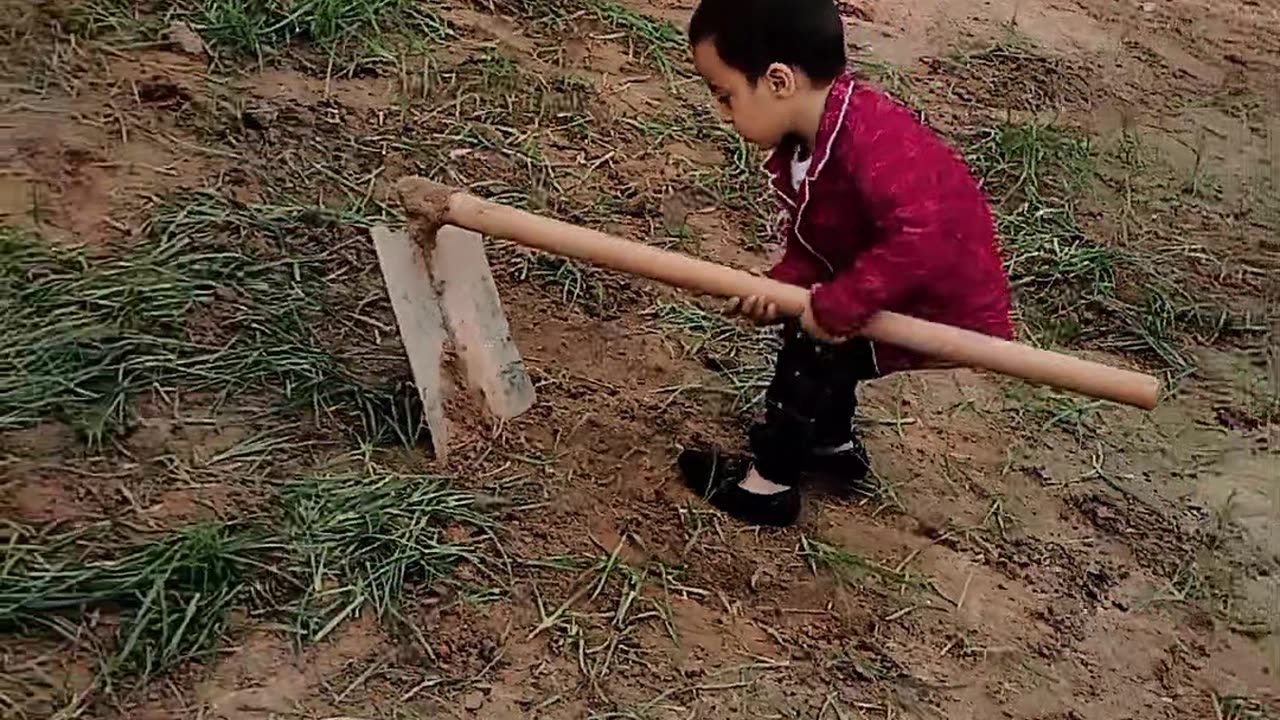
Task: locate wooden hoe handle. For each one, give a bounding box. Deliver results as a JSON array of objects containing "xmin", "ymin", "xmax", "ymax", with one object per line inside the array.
[{"xmin": 397, "ymin": 177, "xmax": 1161, "ymax": 410}]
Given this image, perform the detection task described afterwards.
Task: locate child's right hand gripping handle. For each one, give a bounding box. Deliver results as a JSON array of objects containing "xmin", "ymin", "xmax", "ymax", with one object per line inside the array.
[{"xmin": 397, "ymin": 178, "xmax": 1161, "ymax": 411}]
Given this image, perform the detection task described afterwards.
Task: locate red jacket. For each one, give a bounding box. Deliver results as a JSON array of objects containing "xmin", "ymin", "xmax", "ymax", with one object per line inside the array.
[{"xmin": 765, "ymin": 72, "xmax": 1014, "ymax": 375}]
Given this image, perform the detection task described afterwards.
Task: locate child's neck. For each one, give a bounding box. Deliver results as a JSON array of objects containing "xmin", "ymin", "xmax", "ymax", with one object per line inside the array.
[{"xmin": 792, "ymin": 83, "xmax": 836, "ymax": 153}]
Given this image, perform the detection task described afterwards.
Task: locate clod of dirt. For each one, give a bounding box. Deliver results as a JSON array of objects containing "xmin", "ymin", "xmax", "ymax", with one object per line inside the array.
[
  {"xmin": 137, "ymin": 79, "xmax": 192, "ymax": 106},
  {"xmin": 461, "ymin": 690, "xmax": 486, "ymax": 711},
  {"xmin": 660, "ymin": 187, "xmax": 712, "ymax": 235},
  {"xmin": 1069, "ymin": 493, "xmax": 1197, "ymax": 577},
  {"xmin": 296, "ymin": 207, "xmax": 338, "ymax": 228},
  {"xmin": 166, "ymin": 21, "xmax": 207, "ymax": 57},
  {"xmin": 836, "ymin": 0, "xmax": 873, "ymax": 22},
  {"xmin": 397, "ymin": 176, "xmax": 461, "ymax": 247},
  {"xmin": 564, "ymin": 38, "xmax": 589, "ymax": 67},
  {"xmin": 914, "ymin": 511, "xmax": 950, "ymax": 539},
  {"xmin": 241, "ymin": 104, "xmax": 279, "ymax": 131},
  {"xmin": 660, "ymin": 192, "xmax": 690, "ymax": 234},
  {"xmin": 1082, "ymin": 566, "xmax": 1115, "ymax": 602},
  {"xmin": 1216, "ymin": 406, "xmax": 1262, "ymax": 432}
]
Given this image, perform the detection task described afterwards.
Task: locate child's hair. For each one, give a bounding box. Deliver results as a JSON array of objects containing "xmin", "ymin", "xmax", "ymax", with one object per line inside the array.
[{"xmin": 689, "ymin": 0, "xmax": 846, "ymax": 84}]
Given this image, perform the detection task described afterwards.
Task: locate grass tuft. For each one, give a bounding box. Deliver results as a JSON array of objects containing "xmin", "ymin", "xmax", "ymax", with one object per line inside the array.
[
  {"xmin": 0, "ymin": 466, "xmax": 496, "ymax": 690},
  {"xmin": 494, "ymin": 242, "xmax": 625, "ymax": 317},
  {"xmin": 854, "ymin": 56, "xmax": 921, "ymax": 108},
  {"xmin": 623, "ymin": 106, "xmax": 768, "ymax": 217},
  {"xmin": 799, "ymin": 536, "xmax": 923, "ymax": 596},
  {"xmin": 1217, "ymin": 694, "xmax": 1279, "ymax": 720},
  {"xmin": 966, "ymin": 120, "xmax": 1260, "ymax": 372},
  {"xmin": 0, "ymin": 194, "xmax": 418, "ymax": 447},
  {"xmin": 968, "ymin": 122, "xmax": 1118, "ymax": 344},
  {"xmin": 69, "ymin": 0, "xmax": 174, "ymax": 39},
  {"xmin": 70, "ymin": 0, "xmax": 451, "ymax": 66},
  {"xmin": 0, "ymin": 520, "xmax": 268, "ymax": 683},
  {"xmin": 281, "ymin": 470, "xmax": 495, "ymax": 644},
  {"xmin": 585, "ymin": 0, "xmax": 686, "ymax": 77}
]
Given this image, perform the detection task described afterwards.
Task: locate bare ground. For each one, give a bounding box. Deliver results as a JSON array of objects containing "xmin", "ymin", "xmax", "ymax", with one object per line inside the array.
[{"xmin": 1, "ymin": 0, "xmax": 1277, "ymax": 718}]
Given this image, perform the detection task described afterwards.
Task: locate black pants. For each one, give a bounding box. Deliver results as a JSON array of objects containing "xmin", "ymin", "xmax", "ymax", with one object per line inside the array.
[{"xmin": 749, "ymin": 322, "xmax": 879, "ymax": 485}]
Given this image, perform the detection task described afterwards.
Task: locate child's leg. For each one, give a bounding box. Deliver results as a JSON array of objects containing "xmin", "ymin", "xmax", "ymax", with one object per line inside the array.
[
  {"xmin": 678, "ymin": 324, "xmax": 877, "ymax": 526},
  {"xmin": 752, "ymin": 323, "xmax": 874, "ymax": 483},
  {"xmin": 804, "ymin": 330, "xmax": 879, "ymax": 489}
]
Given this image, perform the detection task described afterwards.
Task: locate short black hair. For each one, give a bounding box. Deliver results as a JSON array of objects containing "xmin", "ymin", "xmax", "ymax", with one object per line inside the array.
[{"xmin": 689, "ymin": 0, "xmax": 847, "ymax": 84}]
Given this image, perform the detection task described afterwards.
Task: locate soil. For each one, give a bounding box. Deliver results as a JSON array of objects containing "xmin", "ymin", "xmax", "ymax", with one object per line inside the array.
[{"xmin": 1, "ymin": 0, "xmax": 1277, "ymax": 718}]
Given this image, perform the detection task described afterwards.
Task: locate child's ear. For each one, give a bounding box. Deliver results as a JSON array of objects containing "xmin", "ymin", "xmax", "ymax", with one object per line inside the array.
[{"xmin": 764, "ymin": 63, "xmax": 797, "ymax": 98}]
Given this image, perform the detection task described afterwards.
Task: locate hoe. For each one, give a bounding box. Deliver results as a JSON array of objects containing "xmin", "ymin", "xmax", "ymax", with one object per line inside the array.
[{"xmin": 371, "ymin": 176, "xmax": 1160, "ymax": 461}]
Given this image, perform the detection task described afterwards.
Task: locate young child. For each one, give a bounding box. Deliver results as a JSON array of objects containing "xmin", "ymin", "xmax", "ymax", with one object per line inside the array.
[{"xmin": 679, "ymin": 0, "xmax": 1014, "ymax": 527}]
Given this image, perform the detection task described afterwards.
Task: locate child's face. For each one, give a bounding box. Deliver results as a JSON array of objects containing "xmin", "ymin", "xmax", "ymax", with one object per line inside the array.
[{"xmin": 693, "ymin": 40, "xmax": 796, "ymax": 149}]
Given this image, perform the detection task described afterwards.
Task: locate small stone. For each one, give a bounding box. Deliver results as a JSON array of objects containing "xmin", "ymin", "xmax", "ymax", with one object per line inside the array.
[
  {"xmin": 462, "ymin": 691, "xmax": 486, "ymax": 711},
  {"xmin": 167, "ymin": 22, "xmax": 207, "ymax": 57}
]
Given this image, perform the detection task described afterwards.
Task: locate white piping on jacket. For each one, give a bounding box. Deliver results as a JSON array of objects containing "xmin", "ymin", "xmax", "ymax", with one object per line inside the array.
[{"xmin": 790, "ymin": 78, "xmax": 854, "ymax": 276}]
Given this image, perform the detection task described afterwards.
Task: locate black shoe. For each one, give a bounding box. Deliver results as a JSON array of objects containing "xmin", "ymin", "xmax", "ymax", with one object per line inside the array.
[
  {"xmin": 801, "ymin": 439, "xmax": 873, "ymax": 497},
  {"xmin": 677, "ymin": 448, "xmax": 801, "ymax": 528}
]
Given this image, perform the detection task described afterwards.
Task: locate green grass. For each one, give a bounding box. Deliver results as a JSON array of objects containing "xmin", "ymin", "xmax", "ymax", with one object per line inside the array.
[
  {"xmin": 282, "ymin": 470, "xmax": 495, "ymax": 644},
  {"xmin": 492, "ymin": 241, "xmax": 628, "ymax": 317},
  {"xmin": 0, "ymin": 195, "xmax": 420, "ymax": 447},
  {"xmin": 586, "ymin": 0, "xmax": 686, "ymax": 78},
  {"xmin": 70, "ymin": 0, "xmax": 170, "ymax": 38},
  {"xmin": 798, "ymin": 536, "xmax": 924, "ymax": 596},
  {"xmin": 692, "ymin": 125, "xmax": 767, "ymax": 216},
  {"xmin": 71, "ymin": 0, "xmax": 451, "ymax": 64},
  {"xmin": 964, "ymin": 119, "xmax": 1262, "ymax": 372},
  {"xmin": 0, "ymin": 467, "xmax": 494, "ymax": 692},
  {"xmin": 623, "ymin": 107, "xmax": 768, "ymax": 217},
  {"xmin": 198, "ymin": 0, "xmax": 431, "ymax": 55},
  {"xmin": 853, "ymin": 56, "xmax": 921, "ymax": 109},
  {"xmin": 1217, "ymin": 695, "xmax": 1279, "ymax": 720},
  {"xmin": 520, "ymin": 545, "xmax": 682, "ymax": 682},
  {"xmin": 1004, "ymin": 387, "xmax": 1104, "ymax": 438},
  {"xmin": 966, "ymin": 121, "xmax": 1109, "ymax": 320},
  {"xmin": 651, "ymin": 301, "xmax": 778, "ymax": 410},
  {"xmin": 1, "ymin": 520, "xmax": 270, "ymax": 685}
]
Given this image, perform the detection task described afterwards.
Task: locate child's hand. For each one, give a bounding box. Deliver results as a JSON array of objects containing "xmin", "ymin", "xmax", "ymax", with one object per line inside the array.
[
  {"xmin": 801, "ymin": 294, "xmax": 841, "ymax": 343},
  {"xmin": 726, "ymin": 295, "xmax": 780, "ymax": 326}
]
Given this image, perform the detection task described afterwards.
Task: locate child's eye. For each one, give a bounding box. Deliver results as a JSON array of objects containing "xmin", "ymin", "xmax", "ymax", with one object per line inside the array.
[{"xmin": 716, "ymin": 93, "xmax": 731, "ymax": 107}]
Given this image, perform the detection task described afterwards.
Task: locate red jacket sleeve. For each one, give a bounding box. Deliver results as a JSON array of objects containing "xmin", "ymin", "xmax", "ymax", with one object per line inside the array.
[
  {"xmin": 767, "ymin": 243, "xmax": 826, "ymax": 287},
  {"xmin": 809, "ymin": 106, "xmax": 958, "ymax": 336}
]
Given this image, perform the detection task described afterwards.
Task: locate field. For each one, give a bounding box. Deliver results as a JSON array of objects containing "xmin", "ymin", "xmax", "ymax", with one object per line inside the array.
[{"xmin": 1, "ymin": 0, "xmax": 1277, "ymax": 717}]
